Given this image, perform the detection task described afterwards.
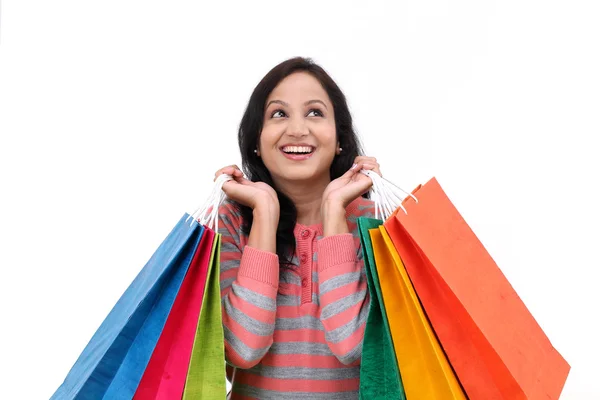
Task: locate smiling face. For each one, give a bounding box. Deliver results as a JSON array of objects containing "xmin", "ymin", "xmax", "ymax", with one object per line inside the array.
[{"xmin": 258, "ymin": 71, "xmax": 339, "ymax": 186}]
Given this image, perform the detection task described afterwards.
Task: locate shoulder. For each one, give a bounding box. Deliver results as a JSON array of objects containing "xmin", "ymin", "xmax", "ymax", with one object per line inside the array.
[
  {"xmin": 347, "ymin": 196, "xmax": 376, "ymax": 219},
  {"xmin": 218, "ymin": 198, "xmax": 244, "ymax": 234},
  {"xmin": 218, "ymin": 198, "xmax": 242, "ymax": 219},
  {"xmin": 345, "ymin": 197, "xmax": 376, "ymax": 252}
]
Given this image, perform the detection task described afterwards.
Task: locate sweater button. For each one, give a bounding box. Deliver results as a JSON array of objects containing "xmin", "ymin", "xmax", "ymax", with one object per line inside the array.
[
  {"xmin": 300, "ymin": 253, "xmax": 308, "ymax": 263},
  {"xmin": 301, "ymin": 229, "xmax": 309, "ymax": 238},
  {"xmin": 301, "ymin": 278, "xmax": 308, "ymax": 288}
]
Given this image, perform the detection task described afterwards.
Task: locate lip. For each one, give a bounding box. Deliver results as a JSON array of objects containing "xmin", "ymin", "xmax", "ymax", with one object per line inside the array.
[{"xmin": 279, "ymin": 143, "xmax": 316, "ymax": 161}]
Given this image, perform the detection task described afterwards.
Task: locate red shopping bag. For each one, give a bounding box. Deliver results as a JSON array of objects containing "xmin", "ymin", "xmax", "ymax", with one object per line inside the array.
[
  {"xmin": 134, "ymin": 227, "xmax": 216, "ymax": 399},
  {"xmin": 384, "ymin": 177, "xmax": 570, "ymax": 400}
]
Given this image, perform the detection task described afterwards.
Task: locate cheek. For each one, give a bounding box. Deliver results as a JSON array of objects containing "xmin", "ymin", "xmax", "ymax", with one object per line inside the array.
[
  {"xmin": 258, "ymin": 127, "xmax": 278, "ymax": 149},
  {"xmin": 319, "ymin": 126, "xmax": 338, "ymax": 148}
]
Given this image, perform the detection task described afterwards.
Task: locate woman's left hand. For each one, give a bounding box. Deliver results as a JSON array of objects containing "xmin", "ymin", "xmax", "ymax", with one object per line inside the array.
[{"xmin": 322, "ymin": 156, "xmax": 382, "ymax": 209}]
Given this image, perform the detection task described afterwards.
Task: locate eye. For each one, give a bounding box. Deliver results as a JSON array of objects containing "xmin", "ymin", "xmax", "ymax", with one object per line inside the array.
[
  {"xmin": 307, "ymin": 109, "xmax": 324, "ymax": 117},
  {"xmin": 271, "ymin": 109, "xmax": 286, "ymax": 118}
]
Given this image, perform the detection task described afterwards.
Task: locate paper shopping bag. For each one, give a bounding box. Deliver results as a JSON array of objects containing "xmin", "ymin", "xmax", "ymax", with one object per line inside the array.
[
  {"xmin": 384, "ymin": 177, "xmax": 570, "ymax": 399},
  {"xmin": 182, "ymin": 233, "xmax": 226, "ymax": 400},
  {"xmin": 371, "ymin": 224, "xmax": 466, "ymax": 399},
  {"xmin": 357, "ymin": 217, "xmax": 405, "ymax": 400},
  {"xmin": 51, "ymin": 215, "xmax": 204, "ymax": 400},
  {"xmin": 134, "ymin": 227, "xmax": 216, "ymax": 399}
]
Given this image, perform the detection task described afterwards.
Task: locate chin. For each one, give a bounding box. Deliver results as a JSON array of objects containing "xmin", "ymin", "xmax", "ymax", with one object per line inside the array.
[
  {"xmin": 281, "ymin": 172, "xmax": 314, "ymax": 182},
  {"xmin": 275, "ymin": 166, "xmax": 324, "ymax": 183}
]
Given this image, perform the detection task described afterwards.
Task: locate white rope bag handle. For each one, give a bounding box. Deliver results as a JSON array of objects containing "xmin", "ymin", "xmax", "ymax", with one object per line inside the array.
[
  {"xmin": 360, "ymin": 170, "xmax": 418, "ymax": 220},
  {"xmin": 186, "ymin": 170, "xmax": 416, "ymax": 228},
  {"xmin": 186, "ymin": 173, "xmax": 233, "ymax": 231}
]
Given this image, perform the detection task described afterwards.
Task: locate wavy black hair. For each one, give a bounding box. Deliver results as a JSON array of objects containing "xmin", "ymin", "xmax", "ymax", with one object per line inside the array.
[{"xmin": 236, "ymin": 56, "xmax": 366, "ymax": 267}]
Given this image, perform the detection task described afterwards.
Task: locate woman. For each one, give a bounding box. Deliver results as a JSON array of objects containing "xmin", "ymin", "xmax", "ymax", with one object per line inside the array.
[{"xmin": 214, "ymin": 56, "xmax": 382, "ymax": 399}]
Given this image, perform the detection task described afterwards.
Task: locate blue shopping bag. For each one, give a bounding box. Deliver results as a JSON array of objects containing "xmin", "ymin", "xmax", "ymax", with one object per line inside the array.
[{"xmin": 51, "ymin": 214, "xmax": 204, "ymax": 400}]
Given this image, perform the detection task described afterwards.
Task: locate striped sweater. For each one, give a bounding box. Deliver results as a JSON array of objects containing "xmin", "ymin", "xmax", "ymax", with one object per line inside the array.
[{"xmin": 218, "ymin": 196, "xmax": 376, "ymax": 399}]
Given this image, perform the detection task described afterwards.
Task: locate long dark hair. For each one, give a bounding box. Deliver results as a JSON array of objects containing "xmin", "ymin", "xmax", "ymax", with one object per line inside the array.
[{"xmin": 236, "ymin": 56, "xmax": 365, "ymax": 267}]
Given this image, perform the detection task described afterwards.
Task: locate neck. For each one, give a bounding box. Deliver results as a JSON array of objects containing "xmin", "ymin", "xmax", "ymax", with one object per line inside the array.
[{"xmin": 274, "ymin": 174, "xmax": 331, "ymax": 226}]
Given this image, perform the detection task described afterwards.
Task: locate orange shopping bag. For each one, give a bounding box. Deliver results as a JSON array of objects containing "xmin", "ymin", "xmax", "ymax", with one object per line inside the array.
[
  {"xmin": 370, "ymin": 225, "xmax": 466, "ymax": 399},
  {"xmin": 384, "ymin": 177, "xmax": 570, "ymax": 400}
]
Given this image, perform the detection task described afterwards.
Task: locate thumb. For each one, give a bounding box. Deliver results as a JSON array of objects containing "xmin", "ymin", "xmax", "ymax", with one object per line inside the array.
[
  {"xmin": 340, "ymin": 163, "xmax": 359, "ymax": 179},
  {"xmin": 236, "ymin": 176, "xmax": 254, "ymax": 185},
  {"xmin": 221, "ymin": 179, "xmax": 237, "ymax": 194}
]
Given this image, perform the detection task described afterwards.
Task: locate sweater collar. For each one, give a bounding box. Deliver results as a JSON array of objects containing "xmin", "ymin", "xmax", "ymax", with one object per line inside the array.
[{"xmin": 293, "ymin": 196, "xmax": 364, "ymax": 237}]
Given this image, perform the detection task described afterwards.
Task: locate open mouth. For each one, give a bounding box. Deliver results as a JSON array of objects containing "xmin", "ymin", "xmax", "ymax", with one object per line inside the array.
[{"xmin": 280, "ymin": 145, "xmax": 315, "ymax": 155}]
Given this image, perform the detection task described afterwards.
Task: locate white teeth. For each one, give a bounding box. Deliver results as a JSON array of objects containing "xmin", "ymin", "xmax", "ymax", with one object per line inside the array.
[{"xmin": 282, "ymin": 146, "xmax": 313, "ymax": 154}]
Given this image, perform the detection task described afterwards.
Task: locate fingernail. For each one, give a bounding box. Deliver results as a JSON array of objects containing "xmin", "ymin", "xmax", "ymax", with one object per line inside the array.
[{"xmin": 351, "ymin": 163, "xmax": 358, "ymax": 170}]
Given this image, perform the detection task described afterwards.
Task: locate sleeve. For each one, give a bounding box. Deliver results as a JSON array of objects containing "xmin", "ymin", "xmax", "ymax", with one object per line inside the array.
[
  {"xmin": 316, "ymin": 232, "xmax": 370, "ymax": 366},
  {"xmin": 218, "ymin": 200, "xmax": 280, "ymax": 369}
]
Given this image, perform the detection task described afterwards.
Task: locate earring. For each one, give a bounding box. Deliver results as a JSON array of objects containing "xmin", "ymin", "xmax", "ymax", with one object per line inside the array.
[
  {"xmin": 339, "ymin": 147, "xmax": 343, "ymax": 152},
  {"xmin": 254, "ymin": 149, "xmax": 257, "ymax": 153}
]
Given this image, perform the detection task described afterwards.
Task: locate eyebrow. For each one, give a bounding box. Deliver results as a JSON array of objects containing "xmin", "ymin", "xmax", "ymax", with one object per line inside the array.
[{"xmin": 266, "ymin": 99, "xmax": 328, "ymax": 110}]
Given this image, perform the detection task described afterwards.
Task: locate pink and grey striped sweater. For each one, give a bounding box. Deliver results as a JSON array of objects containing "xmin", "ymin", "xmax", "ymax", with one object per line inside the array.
[{"xmin": 218, "ymin": 196, "xmax": 376, "ymax": 399}]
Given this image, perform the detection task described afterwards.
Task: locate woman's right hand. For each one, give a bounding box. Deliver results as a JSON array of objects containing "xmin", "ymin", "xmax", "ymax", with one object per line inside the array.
[{"xmin": 214, "ymin": 165, "xmax": 279, "ymax": 212}]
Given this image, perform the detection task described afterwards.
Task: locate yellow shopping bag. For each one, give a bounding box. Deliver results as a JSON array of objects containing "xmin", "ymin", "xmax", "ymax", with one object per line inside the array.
[{"xmin": 370, "ymin": 226, "xmax": 466, "ymax": 399}]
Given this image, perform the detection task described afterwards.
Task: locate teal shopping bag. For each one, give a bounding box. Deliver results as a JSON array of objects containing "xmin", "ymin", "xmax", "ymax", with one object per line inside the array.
[{"xmin": 357, "ymin": 217, "xmax": 405, "ymax": 400}]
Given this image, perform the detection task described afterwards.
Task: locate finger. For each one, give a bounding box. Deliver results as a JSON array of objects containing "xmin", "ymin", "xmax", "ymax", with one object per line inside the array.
[
  {"xmin": 354, "ymin": 156, "xmax": 378, "ymax": 164},
  {"xmin": 352, "ymin": 167, "xmax": 375, "ymax": 189},
  {"xmin": 334, "ymin": 164, "xmax": 357, "ymax": 183},
  {"xmin": 214, "ymin": 167, "xmax": 232, "ymax": 180},
  {"xmin": 222, "ymin": 174, "xmax": 244, "ymax": 189},
  {"xmin": 359, "ymin": 158, "xmax": 380, "ymax": 170},
  {"xmin": 343, "ymin": 162, "xmax": 361, "ymax": 176},
  {"xmin": 358, "ymin": 162, "xmax": 383, "ymax": 176},
  {"xmin": 221, "ymin": 180, "xmax": 238, "ymax": 196},
  {"xmin": 355, "ymin": 158, "xmax": 380, "ymax": 172},
  {"xmin": 231, "ymin": 168, "xmax": 244, "ymax": 180},
  {"xmin": 365, "ymin": 162, "xmax": 382, "ymax": 177},
  {"xmin": 224, "ymin": 165, "xmax": 242, "ymax": 177},
  {"xmin": 236, "ymin": 176, "xmax": 254, "ymax": 185},
  {"xmin": 354, "ymin": 156, "xmax": 379, "ymax": 166},
  {"xmin": 358, "ymin": 162, "xmax": 376, "ymax": 171},
  {"xmin": 355, "ymin": 163, "xmax": 383, "ymax": 179},
  {"xmin": 214, "ymin": 165, "xmax": 243, "ymax": 181},
  {"xmin": 343, "ymin": 163, "xmax": 367, "ymax": 182}
]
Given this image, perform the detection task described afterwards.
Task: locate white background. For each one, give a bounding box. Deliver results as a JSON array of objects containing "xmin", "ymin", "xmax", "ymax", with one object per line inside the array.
[{"xmin": 1, "ymin": 1, "xmax": 599, "ymax": 398}]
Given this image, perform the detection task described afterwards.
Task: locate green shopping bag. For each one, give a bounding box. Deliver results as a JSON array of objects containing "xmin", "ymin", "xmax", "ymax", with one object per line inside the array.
[
  {"xmin": 357, "ymin": 217, "xmax": 406, "ymax": 399},
  {"xmin": 183, "ymin": 234, "xmax": 227, "ymax": 399}
]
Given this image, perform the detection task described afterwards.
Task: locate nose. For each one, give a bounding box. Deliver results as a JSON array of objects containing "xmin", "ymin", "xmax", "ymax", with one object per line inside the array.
[{"xmin": 286, "ymin": 115, "xmax": 309, "ymax": 137}]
